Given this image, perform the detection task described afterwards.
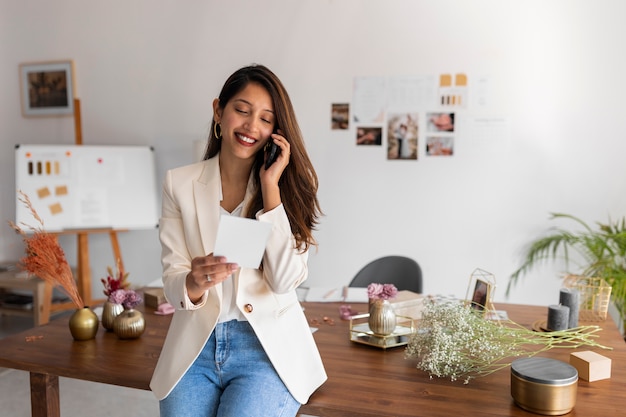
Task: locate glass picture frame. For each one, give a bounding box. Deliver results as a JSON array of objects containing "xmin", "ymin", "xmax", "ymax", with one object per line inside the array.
[
  {"xmin": 465, "ymin": 268, "xmax": 496, "ymax": 314},
  {"xmin": 19, "ymin": 60, "xmax": 75, "ymax": 117}
]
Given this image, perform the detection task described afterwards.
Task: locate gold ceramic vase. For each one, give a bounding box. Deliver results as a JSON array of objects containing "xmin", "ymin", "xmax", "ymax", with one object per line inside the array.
[
  {"xmin": 101, "ymin": 301, "xmax": 124, "ymax": 331},
  {"xmin": 368, "ymin": 299, "xmax": 397, "ymax": 336},
  {"xmin": 113, "ymin": 308, "xmax": 145, "ymax": 339},
  {"xmin": 68, "ymin": 306, "xmax": 99, "ymax": 340}
]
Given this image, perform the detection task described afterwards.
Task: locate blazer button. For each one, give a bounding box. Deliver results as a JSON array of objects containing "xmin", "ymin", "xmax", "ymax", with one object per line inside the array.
[
  {"xmin": 180, "ymin": 301, "xmax": 184, "ymax": 308},
  {"xmin": 244, "ymin": 303, "xmax": 253, "ymax": 313}
]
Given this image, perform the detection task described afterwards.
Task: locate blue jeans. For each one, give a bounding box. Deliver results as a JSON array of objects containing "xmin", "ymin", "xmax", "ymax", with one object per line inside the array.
[{"xmin": 159, "ymin": 320, "xmax": 301, "ymax": 417}]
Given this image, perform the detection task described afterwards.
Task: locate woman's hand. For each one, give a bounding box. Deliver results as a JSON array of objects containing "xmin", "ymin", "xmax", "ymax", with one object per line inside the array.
[
  {"xmin": 261, "ymin": 130, "xmax": 290, "ymax": 179},
  {"xmin": 186, "ymin": 253, "xmax": 239, "ymax": 303},
  {"xmin": 260, "ymin": 130, "xmax": 290, "ymax": 211}
]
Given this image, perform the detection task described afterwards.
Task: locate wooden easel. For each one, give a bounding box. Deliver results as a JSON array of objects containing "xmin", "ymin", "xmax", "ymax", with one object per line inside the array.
[{"xmin": 49, "ymin": 99, "xmax": 127, "ymax": 312}]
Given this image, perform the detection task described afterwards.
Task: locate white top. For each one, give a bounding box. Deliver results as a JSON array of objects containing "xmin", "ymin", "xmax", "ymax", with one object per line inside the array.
[{"xmin": 218, "ymin": 203, "xmax": 246, "ymax": 323}]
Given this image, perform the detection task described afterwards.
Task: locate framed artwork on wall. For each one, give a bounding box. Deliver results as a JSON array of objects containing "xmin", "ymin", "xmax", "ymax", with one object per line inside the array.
[{"xmin": 19, "ymin": 60, "xmax": 75, "ymax": 117}]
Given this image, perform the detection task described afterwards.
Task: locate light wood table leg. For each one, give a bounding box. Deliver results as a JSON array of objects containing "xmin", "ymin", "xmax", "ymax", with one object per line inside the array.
[
  {"xmin": 33, "ymin": 281, "xmax": 52, "ymax": 326},
  {"xmin": 30, "ymin": 372, "xmax": 60, "ymax": 417},
  {"xmin": 77, "ymin": 232, "xmax": 92, "ymax": 308},
  {"xmin": 109, "ymin": 230, "xmax": 124, "ymax": 273}
]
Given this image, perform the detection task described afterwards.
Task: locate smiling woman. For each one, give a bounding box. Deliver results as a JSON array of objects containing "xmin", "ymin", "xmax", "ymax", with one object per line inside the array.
[
  {"xmin": 213, "ymin": 82, "xmax": 278, "ymax": 212},
  {"xmin": 150, "ymin": 64, "xmax": 326, "ymax": 417},
  {"xmin": 218, "ymin": 84, "xmax": 275, "ymax": 155}
]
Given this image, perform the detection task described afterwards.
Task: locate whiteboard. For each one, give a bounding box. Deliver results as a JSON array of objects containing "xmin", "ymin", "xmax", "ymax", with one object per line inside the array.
[{"xmin": 15, "ymin": 144, "xmax": 159, "ymax": 231}]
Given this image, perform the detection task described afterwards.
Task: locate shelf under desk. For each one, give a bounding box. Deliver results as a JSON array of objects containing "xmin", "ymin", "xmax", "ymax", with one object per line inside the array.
[{"xmin": 0, "ymin": 269, "xmax": 51, "ymax": 326}]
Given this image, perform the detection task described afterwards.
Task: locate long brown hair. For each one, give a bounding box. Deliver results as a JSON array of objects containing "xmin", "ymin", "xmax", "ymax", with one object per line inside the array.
[{"xmin": 204, "ymin": 64, "xmax": 321, "ymax": 252}]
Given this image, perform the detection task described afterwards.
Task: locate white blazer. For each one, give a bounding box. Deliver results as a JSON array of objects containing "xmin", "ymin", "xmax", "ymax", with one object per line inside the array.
[{"xmin": 149, "ymin": 156, "xmax": 327, "ymax": 404}]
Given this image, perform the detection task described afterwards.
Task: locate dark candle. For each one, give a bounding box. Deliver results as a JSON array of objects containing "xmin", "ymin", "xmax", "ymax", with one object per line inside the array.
[
  {"xmin": 559, "ymin": 288, "xmax": 579, "ymax": 329},
  {"xmin": 547, "ymin": 304, "xmax": 570, "ymax": 331}
]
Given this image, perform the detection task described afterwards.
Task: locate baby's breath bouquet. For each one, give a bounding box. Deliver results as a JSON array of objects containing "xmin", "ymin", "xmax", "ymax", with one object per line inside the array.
[{"xmin": 405, "ymin": 298, "xmax": 611, "ymax": 384}]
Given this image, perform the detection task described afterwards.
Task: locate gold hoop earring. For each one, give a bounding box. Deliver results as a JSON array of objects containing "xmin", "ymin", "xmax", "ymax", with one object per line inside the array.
[{"xmin": 213, "ymin": 123, "xmax": 221, "ymax": 139}]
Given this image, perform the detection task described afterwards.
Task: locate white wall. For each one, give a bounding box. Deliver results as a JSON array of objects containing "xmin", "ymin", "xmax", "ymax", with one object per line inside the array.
[{"xmin": 2, "ymin": 0, "xmax": 626, "ymax": 309}]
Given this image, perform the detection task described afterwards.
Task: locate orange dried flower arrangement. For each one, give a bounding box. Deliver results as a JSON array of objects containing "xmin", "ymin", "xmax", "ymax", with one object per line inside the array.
[{"xmin": 8, "ymin": 191, "xmax": 83, "ymax": 309}]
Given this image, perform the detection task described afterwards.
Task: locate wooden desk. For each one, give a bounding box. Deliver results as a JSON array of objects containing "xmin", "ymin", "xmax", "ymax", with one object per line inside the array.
[
  {"xmin": 300, "ymin": 303, "xmax": 626, "ymax": 416},
  {"xmin": 0, "ymin": 303, "xmax": 624, "ymax": 417}
]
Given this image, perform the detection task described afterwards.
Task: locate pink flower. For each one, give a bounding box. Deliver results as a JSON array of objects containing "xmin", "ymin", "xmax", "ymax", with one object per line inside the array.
[
  {"xmin": 122, "ymin": 290, "xmax": 142, "ymax": 309},
  {"xmin": 382, "ymin": 284, "xmax": 398, "ymax": 299},
  {"xmin": 367, "ymin": 283, "xmax": 398, "ymax": 300},
  {"xmin": 367, "ymin": 283, "xmax": 384, "ymax": 299},
  {"xmin": 109, "ymin": 289, "xmax": 127, "ymax": 304},
  {"xmin": 108, "ymin": 288, "xmax": 143, "ymax": 309}
]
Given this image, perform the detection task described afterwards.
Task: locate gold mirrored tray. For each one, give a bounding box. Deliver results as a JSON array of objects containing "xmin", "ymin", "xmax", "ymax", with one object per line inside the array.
[{"xmin": 349, "ymin": 313, "xmax": 416, "ymax": 349}]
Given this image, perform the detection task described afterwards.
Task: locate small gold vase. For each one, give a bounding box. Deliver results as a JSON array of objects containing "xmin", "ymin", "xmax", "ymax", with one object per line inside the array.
[
  {"xmin": 101, "ymin": 301, "xmax": 124, "ymax": 331},
  {"xmin": 368, "ymin": 299, "xmax": 397, "ymax": 336},
  {"xmin": 68, "ymin": 306, "xmax": 99, "ymax": 340},
  {"xmin": 113, "ymin": 308, "xmax": 145, "ymax": 339}
]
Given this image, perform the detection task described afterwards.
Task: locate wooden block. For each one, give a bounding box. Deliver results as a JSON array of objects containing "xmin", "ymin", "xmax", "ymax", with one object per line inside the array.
[
  {"xmin": 569, "ymin": 351, "xmax": 611, "ymax": 382},
  {"xmin": 143, "ymin": 287, "xmax": 166, "ymax": 308}
]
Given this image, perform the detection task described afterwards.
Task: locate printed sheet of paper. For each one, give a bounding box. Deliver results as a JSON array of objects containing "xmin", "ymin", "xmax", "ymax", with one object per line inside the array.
[
  {"xmin": 352, "ymin": 76, "xmax": 387, "ymax": 123},
  {"xmin": 387, "ymin": 75, "xmax": 437, "ymax": 111},
  {"xmin": 213, "ymin": 215, "xmax": 272, "ymax": 269}
]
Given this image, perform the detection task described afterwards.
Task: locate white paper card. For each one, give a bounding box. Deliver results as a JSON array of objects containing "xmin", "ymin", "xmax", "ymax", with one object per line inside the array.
[
  {"xmin": 213, "ymin": 215, "xmax": 272, "ymax": 269},
  {"xmin": 305, "ymin": 287, "xmax": 344, "ymax": 302},
  {"xmin": 304, "ymin": 286, "xmax": 369, "ymax": 303},
  {"xmin": 344, "ymin": 287, "xmax": 369, "ymax": 302}
]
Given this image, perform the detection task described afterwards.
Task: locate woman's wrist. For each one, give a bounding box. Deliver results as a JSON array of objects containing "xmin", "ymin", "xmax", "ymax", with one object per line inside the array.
[
  {"xmin": 262, "ymin": 183, "xmax": 281, "ymax": 212},
  {"xmin": 186, "ymin": 272, "xmax": 204, "ymax": 304}
]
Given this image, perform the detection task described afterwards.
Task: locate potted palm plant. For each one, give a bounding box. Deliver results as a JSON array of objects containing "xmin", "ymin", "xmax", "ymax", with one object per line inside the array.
[{"xmin": 507, "ymin": 213, "xmax": 626, "ymax": 336}]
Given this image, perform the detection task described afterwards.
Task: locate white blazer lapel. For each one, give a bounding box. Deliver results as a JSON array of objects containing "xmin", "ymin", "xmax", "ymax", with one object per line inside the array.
[{"xmin": 193, "ymin": 157, "xmax": 222, "ymax": 256}]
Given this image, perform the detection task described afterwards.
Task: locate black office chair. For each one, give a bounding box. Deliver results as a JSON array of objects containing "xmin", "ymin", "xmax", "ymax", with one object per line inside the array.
[{"xmin": 348, "ymin": 256, "xmax": 423, "ymax": 293}]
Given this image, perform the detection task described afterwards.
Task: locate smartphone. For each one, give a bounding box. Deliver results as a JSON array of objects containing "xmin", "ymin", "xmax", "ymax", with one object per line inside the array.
[{"xmin": 264, "ymin": 131, "xmax": 281, "ymax": 169}]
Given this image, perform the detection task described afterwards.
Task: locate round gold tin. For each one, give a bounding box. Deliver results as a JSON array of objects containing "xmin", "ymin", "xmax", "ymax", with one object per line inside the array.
[{"xmin": 511, "ymin": 357, "xmax": 578, "ymax": 415}]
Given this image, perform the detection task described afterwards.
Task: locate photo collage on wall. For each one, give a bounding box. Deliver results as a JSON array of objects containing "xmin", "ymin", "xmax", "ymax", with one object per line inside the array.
[{"xmin": 331, "ymin": 73, "xmax": 467, "ymax": 160}]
